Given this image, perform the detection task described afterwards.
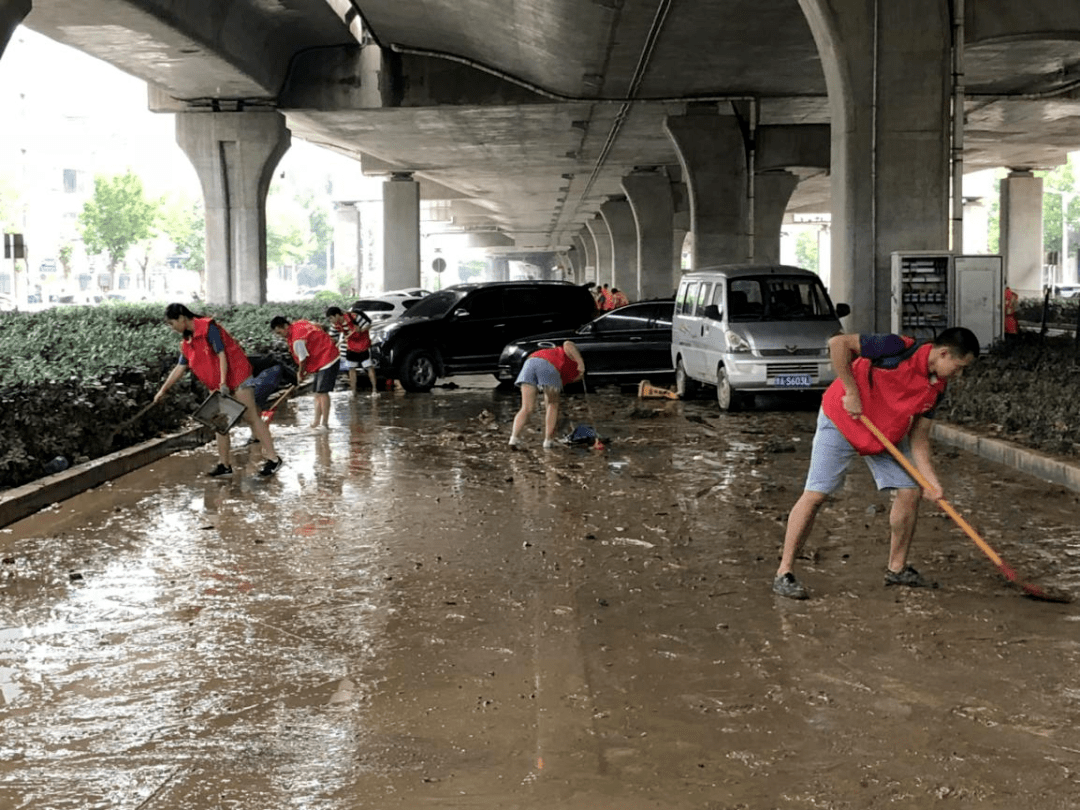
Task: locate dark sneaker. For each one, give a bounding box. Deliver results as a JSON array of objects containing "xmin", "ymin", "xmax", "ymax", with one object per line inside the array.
[
  {"xmin": 772, "ymin": 572, "xmax": 809, "ymax": 600},
  {"xmin": 207, "ymin": 463, "xmax": 233, "ymax": 478},
  {"xmin": 884, "ymin": 564, "xmax": 938, "ymax": 589},
  {"xmin": 258, "ymin": 457, "xmax": 283, "ymax": 477}
]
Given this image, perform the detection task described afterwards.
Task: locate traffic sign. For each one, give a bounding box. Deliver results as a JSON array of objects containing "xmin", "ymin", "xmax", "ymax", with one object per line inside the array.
[{"xmin": 432, "ymin": 257, "xmax": 447, "ymax": 273}]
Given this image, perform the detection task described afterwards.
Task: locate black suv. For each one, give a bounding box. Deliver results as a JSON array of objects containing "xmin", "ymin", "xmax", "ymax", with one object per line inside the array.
[{"xmin": 369, "ymin": 281, "xmax": 596, "ymax": 392}]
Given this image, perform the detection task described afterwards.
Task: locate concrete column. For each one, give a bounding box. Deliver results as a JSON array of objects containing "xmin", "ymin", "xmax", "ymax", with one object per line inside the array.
[
  {"xmin": 754, "ymin": 171, "xmax": 799, "ymax": 264},
  {"xmin": 622, "ymin": 170, "xmax": 676, "ymax": 300},
  {"xmin": 571, "ymin": 235, "xmax": 590, "ymax": 284},
  {"xmin": 673, "ymin": 228, "xmax": 689, "ymax": 279},
  {"xmin": 177, "ymin": 110, "xmax": 290, "ymax": 305},
  {"xmin": 599, "ymin": 198, "xmax": 635, "ymax": 296},
  {"xmin": 999, "ymin": 170, "xmax": 1044, "ymax": 297},
  {"xmin": 0, "ymin": 0, "xmax": 30, "ymax": 59},
  {"xmin": 664, "ymin": 111, "xmax": 750, "ymax": 269},
  {"xmin": 383, "ymin": 173, "xmax": 421, "ymax": 291},
  {"xmin": 334, "ymin": 202, "xmax": 360, "ymax": 295},
  {"xmin": 586, "ymin": 216, "xmax": 613, "ymax": 287},
  {"xmin": 578, "ymin": 228, "xmax": 597, "ymax": 283},
  {"xmin": 491, "ymin": 256, "xmax": 510, "ymax": 282},
  {"xmin": 799, "ymin": 0, "xmax": 950, "ymax": 331}
]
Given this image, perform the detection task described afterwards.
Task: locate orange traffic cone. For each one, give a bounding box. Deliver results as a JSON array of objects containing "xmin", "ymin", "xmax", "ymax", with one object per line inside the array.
[{"xmin": 637, "ymin": 380, "xmax": 680, "ymax": 400}]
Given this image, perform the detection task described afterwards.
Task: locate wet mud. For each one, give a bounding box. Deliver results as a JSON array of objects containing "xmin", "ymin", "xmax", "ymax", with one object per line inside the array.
[{"xmin": 2, "ymin": 379, "xmax": 1079, "ymax": 809}]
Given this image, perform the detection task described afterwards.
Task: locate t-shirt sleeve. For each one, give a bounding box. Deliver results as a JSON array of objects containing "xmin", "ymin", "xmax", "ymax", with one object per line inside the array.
[
  {"xmin": 859, "ymin": 333, "xmax": 908, "ymax": 360},
  {"xmin": 178, "ymin": 352, "xmax": 188, "ymax": 366},
  {"xmin": 293, "ymin": 338, "xmax": 309, "ymax": 363},
  {"xmin": 206, "ymin": 323, "xmax": 226, "ymax": 354}
]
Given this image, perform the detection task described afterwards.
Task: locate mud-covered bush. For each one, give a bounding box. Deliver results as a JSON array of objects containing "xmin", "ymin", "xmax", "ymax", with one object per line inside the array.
[{"xmin": 1016, "ymin": 295, "xmax": 1080, "ymax": 327}]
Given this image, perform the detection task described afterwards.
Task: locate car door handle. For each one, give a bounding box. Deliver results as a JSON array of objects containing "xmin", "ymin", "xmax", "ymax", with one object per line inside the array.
[{"xmin": 630, "ymin": 336, "xmax": 642, "ymax": 341}]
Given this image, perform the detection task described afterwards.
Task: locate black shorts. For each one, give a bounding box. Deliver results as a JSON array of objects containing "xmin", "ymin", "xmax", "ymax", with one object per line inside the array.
[
  {"xmin": 311, "ymin": 363, "xmax": 340, "ymax": 393},
  {"xmin": 345, "ymin": 349, "xmax": 371, "ymax": 366}
]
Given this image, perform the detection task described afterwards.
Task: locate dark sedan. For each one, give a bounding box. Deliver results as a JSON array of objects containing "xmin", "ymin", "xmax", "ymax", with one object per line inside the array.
[{"xmin": 498, "ymin": 299, "xmax": 675, "ymax": 387}]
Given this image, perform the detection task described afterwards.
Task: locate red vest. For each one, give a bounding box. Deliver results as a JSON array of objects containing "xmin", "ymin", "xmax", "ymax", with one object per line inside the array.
[
  {"xmin": 531, "ymin": 347, "xmax": 581, "ymax": 387},
  {"xmin": 821, "ymin": 340, "xmax": 947, "ymax": 455},
  {"xmin": 286, "ymin": 320, "xmax": 339, "ymax": 372},
  {"xmin": 180, "ymin": 317, "xmax": 251, "ymax": 391},
  {"xmin": 343, "ymin": 311, "xmax": 371, "ymax": 353}
]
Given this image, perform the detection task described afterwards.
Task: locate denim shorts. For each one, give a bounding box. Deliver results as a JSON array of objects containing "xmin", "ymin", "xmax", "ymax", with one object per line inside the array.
[
  {"xmin": 804, "ymin": 408, "xmax": 918, "ymax": 494},
  {"xmin": 515, "ymin": 356, "xmax": 562, "ymax": 392}
]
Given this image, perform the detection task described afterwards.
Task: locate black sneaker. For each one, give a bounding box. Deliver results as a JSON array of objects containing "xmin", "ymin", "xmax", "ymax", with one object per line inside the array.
[
  {"xmin": 258, "ymin": 457, "xmax": 283, "ymax": 477},
  {"xmin": 772, "ymin": 572, "xmax": 809, "ymax": 600},
  {"xmin": 207, "ymin": 463, "xmax": 233, "ymax": 478},
  {"xmin": 884, "ymin": 565, "xmax": 938, "ymax": 589}
]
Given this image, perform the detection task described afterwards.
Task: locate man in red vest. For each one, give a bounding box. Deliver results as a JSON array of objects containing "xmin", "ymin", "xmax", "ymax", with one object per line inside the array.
[
  {"xmin": 773, "ymin": 327, "xmax": 980, "ymax": 599},
  {"xmin": 326, "ymin": 306, "xmax": 378, "ymax": 395},
  {"xmin": 155, "ymin": 303, "xmax": 283, "ymax": 477},
  {"xmin": 271, "ymin": 316, "xmax": 341, "ymax": 429}
]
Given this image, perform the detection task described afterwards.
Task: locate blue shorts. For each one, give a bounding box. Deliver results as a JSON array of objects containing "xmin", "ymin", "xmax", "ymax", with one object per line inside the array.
[
  {"xmin": 804, "ymin": 408, "xmax": 918, "ymax": 494},
  {"xmin": 311, "ymin": 362, "xmax": 340, "ymax": 394},
  {"xmin": 515, "ymin": 356, "xmax": 562, "ymax": 393}
]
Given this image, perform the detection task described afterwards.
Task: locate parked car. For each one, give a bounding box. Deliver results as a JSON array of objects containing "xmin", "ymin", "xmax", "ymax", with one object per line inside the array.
[
  {"xmin": 351, "ymin": 294, "xmax": 425, "ymax": 323},
  {"xmin": 498, "ymin": 299, "xmax": 674, "ymax": 387},
  {"xmin": 672, "ymin": 265, "xmax": 850, "ymax": 411},
  {"xmin": 369, "ymin": 280, "xmax": 597, "ymax": 392}
]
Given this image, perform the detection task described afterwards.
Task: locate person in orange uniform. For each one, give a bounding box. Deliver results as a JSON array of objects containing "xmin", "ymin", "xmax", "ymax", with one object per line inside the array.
[
  {"xmin": 155, "ymin": 303, "xmax": 283, "ymax": 477},
  {"xmin": 1003, "ymin": 285, "xmax": 1019, "ymax": 339},
  {"xmin": 271, "ymin": 316, "xmax": 341, "ymax": 429},
  {"xmin": 598, "ymin": 284, "xmax": 614, "ymax": 311},
  {"xmin": 611, "ymin": 288, "xmax": 629, "ymax": 308},
  {"xmin": 509, "ymin": 340, "xmax": 586, "ymax": 450},
  {"xmin": 326, "ymin": 305, "xmax": 378, "ymax": 396}
]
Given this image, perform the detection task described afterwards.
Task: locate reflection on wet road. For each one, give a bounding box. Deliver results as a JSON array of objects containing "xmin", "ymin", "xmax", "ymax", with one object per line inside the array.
[{"xmin": 2, "ymin": 379, "xmax": 1079, "ymax": 808}]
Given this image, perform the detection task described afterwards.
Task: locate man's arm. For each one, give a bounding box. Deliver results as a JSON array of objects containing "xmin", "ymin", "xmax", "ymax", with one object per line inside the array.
[
  {"xmin": 828, "ymin": 333, "xmax": 863, "ymax": 416},
  {"xmin": 908, "ymin": 414, "xmax": 943, "ymax": 501}
]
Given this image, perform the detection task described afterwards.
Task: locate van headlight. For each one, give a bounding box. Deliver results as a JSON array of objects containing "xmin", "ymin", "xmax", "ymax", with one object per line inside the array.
[{"xmin": 725, "ymin": 330, "xmax": 751, "ymax": 353}]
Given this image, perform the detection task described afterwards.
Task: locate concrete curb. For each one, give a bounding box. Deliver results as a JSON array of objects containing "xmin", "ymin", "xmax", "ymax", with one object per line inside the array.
[
  {"xmin": 0, "ymin": 426, "xmax": 212, "ymax": 529},
  {"xmin": 932, "ymin": 422, "xmax": 1080, "ymax": 494}
]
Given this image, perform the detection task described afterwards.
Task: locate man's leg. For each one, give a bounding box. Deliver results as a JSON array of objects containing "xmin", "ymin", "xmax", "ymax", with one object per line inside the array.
[
  {"xmin": 887, "ymin": 487, "xmax": 921, "ymax": 573},
  {"xmin": 777, "ymin": 490, "xmax": 828, "ymax": 577}
]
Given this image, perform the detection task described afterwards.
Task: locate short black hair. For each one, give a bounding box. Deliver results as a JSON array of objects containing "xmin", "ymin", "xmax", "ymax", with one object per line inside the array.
[
  {"xmin": 325, "ymin": 306, "xmax": 344, "ymax": 317},
  {"xmin": 934, "ymin": 327, "xmax": 980, "ymax": 360},
  {"xmin": 165, "ymin": 302, "xmax": 199, "ymax": 321},
  {"xmin": 269, "ymin": 316, "xmax": 290, "ymax": 330}
]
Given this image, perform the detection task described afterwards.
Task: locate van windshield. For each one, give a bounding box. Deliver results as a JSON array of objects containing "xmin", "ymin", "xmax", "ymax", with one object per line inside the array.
[
  {"xmin": 399, "ymin": 289, "xmax": 466, "ymax": 319},
  {"xmin": 727, "ymin": 276, "xmax": 836, "ymax": 321}
]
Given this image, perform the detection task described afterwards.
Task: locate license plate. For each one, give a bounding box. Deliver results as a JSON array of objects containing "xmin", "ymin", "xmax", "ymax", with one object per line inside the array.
[{"xmin": 772, "ymin": 374, "xmax": 812, "ymax": 387}]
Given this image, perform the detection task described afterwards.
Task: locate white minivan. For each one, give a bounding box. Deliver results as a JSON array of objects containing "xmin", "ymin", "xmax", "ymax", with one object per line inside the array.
[{"xmin": 671, "ymin": 264, "xmax": 850, "ymax": 410}]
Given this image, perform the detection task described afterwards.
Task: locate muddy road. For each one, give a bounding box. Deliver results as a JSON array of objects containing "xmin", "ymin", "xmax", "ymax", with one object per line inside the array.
[{"xmin": 2, "ymin": 379, "xmax": 1079, "ymax": 809}]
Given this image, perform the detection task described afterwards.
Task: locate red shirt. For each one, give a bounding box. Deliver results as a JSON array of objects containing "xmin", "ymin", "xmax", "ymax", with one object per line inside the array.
[{"xmin": 531, "ymin": 347, "xmax": 582, "ymax": 387}]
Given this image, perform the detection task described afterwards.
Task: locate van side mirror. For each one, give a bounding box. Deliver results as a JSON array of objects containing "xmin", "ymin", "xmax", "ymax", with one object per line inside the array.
[
  {"xmin": 835, "ymin": 303, "xmax": 851, "ymax": 318},
  {"xmin": 703, "ymin": 304, "xmax": 722, "ymax": 321}
]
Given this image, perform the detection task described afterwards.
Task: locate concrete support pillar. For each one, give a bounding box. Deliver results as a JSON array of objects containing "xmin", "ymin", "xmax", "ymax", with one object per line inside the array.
[
  {"xmin": 334, "ymin": 203, "xmax": 361, "ymax": 295},
  {"xmin": 673, "ymin": 228, "xmax": 689, "ymax": 279},
  {"xmin": 491, "ymin": 256, "xmax": 510, "ymax": 282},
  {"xmin": 664, "ymin": 112, "xmax": 750, "ymax": 269},
  {"xmin": 799, "ymin": 0, "xmax": 950, "ymax": 330},
  {"xmin": 177, "ymin": 110, "xmax": 290, "ymax": 305},
  {"xmin": 622, "ymin": 170, "xmax": 676, "ymax": 300},
  {"xmin": 578, "ymin": 228, "xmax": 597, "ymax": 283},
  {"xmin": 599, "ymin": 198, "xmax": 635, "ymax": 296},
  {"xmin": 999, "ymin": 170, "xmax": 1044, "ymax": 298},
  {"xmin": 754, "ymin": 171, "xmax": 799, "ymax": 265},
  {"xmin": 571, "ymin": 235, "xmax": 590, "ymax": 284},
  {"xmin": 383, "ymin": 173, "xmax": 421, "ymax": 291},
  {"xmin": 586, "ymin": 216, "xmax": 613, "ymax": 287},
  {"xmin": 1, "ymin": 0, "xmax": 30, "ymax": 59}
]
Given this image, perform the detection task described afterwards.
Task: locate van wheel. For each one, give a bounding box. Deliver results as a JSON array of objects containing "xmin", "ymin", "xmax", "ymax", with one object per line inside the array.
[
  {"xmin": 675, "ymin": 358, "xmax": 699, "ymax": 399},
  {"xmin": 400, "ymin": 349, "xmax": 438, "ymax": 392},
  {"xmin": 716, "ymin": 366, "xmax": 744, "ymax": 412}
]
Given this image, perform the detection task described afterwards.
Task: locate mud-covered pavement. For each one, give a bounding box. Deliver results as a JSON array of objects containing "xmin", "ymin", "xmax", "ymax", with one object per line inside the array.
[{"xmin": 3, "ymin": 378, "xmax": 1080, "ymax": 810}]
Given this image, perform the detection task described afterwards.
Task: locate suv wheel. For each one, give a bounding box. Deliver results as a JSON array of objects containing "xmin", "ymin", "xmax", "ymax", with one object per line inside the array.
[
  {"xmin": 400, "ymin": 349, "xmax": 438, "ymax": 392},
  {"xmin": 675, "ymin": 358, "xmax": 699, "ymax": 400},
  {"xmin": 716, "ymin": 365, "xmax": 747, "ymax": 412}
]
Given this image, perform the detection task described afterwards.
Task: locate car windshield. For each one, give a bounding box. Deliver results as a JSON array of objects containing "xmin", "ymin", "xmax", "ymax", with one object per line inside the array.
[
  {"xmin": 398, "ymin": 289, "xmax": 466, "ymax": 319},
  {"xmin": 727, "ymin": 276, "xmax": 835, "ymax": 322}
]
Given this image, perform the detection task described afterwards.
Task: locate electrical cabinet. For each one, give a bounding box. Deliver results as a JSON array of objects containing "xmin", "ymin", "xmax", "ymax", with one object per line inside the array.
[{"xmin": 891, "ymin": 252, "xmax": 1003, "ymax": 349}]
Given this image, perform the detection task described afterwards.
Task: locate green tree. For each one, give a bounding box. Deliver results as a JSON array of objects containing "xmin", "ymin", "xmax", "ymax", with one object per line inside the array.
[
  {"xmin": 0, "ymin": 173, "xmax": 22, "ymax": 232},
  {"xmin": 160, "ymin": 196, "xmax": 206, "ymax": 276},
  {"xmin": 78, "ymin": 171, "xmax": 158, "ymax": 291},
  {"xmin": 1037, "ymin": 155, "xmax": 1080, "ymax": 261},
  {"xmin": 794, "ymin": 230, "xmax": 820, "ymax": 273},
  {"xmin": 459, "ymin": 259, "xmax": 485, "ymax": 283}
]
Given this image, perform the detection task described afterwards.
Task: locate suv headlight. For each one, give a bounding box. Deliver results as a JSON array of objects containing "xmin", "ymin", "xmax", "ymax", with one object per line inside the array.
[{"xmin": 725, "ymin": 330, "xmax": 751, "ymax": 353}]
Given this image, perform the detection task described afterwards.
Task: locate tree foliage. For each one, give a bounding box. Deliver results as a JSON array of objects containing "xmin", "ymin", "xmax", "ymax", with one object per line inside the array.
[
  {"xmin": 160, "ymin": 195, "xmax": 206, "ymax": 275},
  {"xmin": 78, "ymin": 171, "xmax": 159, "ymax": 285},
  {"xmin": 794, "ymin": 230, "xmax": 820, "ymax": 273}
]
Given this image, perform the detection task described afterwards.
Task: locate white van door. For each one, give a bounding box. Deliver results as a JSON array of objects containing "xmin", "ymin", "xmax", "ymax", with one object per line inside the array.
[
  {"xmin": 683, "ymin": 282, "xmax": 712, "ymax": 378},
  {"xmin": 672, "ymin": 280, "xmax": 699, "ymax": 375},
  {"xmin": 697, "ymin": 281, "xmax": 725, "ymax": 384}
]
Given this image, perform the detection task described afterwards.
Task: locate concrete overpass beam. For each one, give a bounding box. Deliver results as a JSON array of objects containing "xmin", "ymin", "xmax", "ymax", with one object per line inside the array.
[
  {"xmin": 755, "ymin": 125, "xmax": 831, "ymax": 172},
  {"xmin": 586, "ymin": 216, "xmax": 613, "ymax": 287},
  {"xmin": 754, "ymin": 171, "xmax": 800, "ymax": 265},
  {"xmin": 622, "ymin": 170, "xmax": 676, "ymax": 300},
  {"xmin": 0, "ymin": 0, "xmax": 30, "ymax": 60},
  {"xmin": 383, "ymin": 174, "xmax": 421, "ymax": 291},
  {"xmin": 177, "ymin": 110, "xmax": 290, "ymax": 306},
  {"xmin": 664, "ymin": 112, "xmax": 750, "ymax": 269},
  {"xmin": 599, "ymin": 198, "xmax": 635, "ymax": 297},
  {"xmin": 1000, "ymin": 169, "xmax": 1044, "ymax": 297},
  {"xmin": 800, "ymin": 0, "xmax": 950, "ymax": 331}
]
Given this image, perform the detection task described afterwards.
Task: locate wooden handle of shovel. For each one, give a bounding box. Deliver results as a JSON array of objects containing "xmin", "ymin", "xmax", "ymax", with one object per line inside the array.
[{"xmin": 857, "ymin": 414, "xmax": 1006, "ymax": 570}]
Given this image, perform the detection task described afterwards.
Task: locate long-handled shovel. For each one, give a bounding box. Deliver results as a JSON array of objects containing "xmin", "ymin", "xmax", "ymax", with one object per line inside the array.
[
  {"xmin": 106, "ymin": 400, "xmax": 159, "ymax": 447},
  {"xmin": 859, "ymin": 414, "xmax": 1070, "ymax": 603},
  {"xmin": 261, "ymin": 385, "xmax": 295, "ymax": 423}
]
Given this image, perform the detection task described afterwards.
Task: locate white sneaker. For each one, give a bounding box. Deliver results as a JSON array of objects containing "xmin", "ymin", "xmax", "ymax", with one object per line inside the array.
[
  {"xmin": 508, "ymin": 436, "xmax": 522, "ymax": 448},
  {"xmin": 542, "ymin": 439, "xmax": 556, "ymax": 450}
]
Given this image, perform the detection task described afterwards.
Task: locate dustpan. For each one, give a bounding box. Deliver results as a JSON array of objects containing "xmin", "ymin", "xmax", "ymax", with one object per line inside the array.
[{"xmin": 193, "ymin": 391, "xmax": 247, "ymax": 434}]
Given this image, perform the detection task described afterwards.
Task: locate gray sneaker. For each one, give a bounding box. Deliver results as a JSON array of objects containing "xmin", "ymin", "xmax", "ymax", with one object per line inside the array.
[
  {"xmin": 772, "ymin": 572, "xmax": 809, "ymax": 600},
  {"xmin": 884, "ymin": 565, "xmax": 938, "ymax": 589}
]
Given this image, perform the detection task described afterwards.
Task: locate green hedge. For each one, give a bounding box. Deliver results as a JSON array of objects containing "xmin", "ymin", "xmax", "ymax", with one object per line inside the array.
[{"xmin": 0, "ymin": 299, "xmax": 349, "ymax": 489}]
